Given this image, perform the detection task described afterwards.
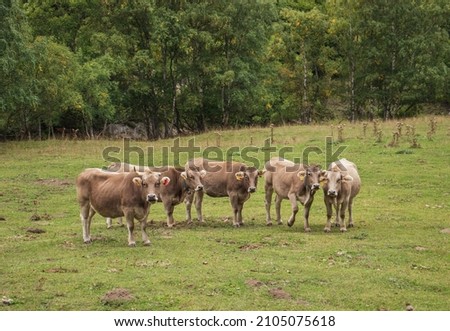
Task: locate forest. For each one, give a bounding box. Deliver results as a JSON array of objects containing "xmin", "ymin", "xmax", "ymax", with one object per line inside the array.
[{"xmin": 1, "ymin": 0, "xmax": 449, "ymax": 140}]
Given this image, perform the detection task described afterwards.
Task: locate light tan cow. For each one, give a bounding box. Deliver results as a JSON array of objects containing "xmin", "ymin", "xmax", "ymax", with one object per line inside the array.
[
  {"xmin": 264, "ymin": 157, "xmax": 325, "ymax": 232},
  {"xmin": 76, "ymin": 168, "xmax": 170, "ymax": 246},
  {"xmin": 185, "ymin": 158, "xmax": 262, "ymax": 227},
  {"xmin": 321, "ymin": 158, "xmax": 361, "ymax": 232},
  {"xmin": 105, "ymin": 162, "xmax": 205, "ymax": 227}
]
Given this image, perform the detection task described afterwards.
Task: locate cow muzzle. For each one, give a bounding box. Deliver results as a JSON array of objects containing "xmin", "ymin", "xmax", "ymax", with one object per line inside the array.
[
  {"xmin": 147, "ymin": 194, "xmax": 158, "ymax": 202},
  {"xmin": 248, "ymin": 187, "xmax": 256, "ymax": 193},
  {"xmin": 195, "ymin": 185, "xmax": 204, "ymax": 191},
  {"xmin": 327, "ymin": 190, "xmax": 337, "ymax": 197},
  {"xmin": 311, "ymin": 183, "xmax": 320, "ymax": 191}
]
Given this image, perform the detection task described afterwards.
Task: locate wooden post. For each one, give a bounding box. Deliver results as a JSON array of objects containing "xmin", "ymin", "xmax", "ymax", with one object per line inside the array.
[{"xmin": 270, "ymin": 124, "xmax": 274, "ymax": 144}]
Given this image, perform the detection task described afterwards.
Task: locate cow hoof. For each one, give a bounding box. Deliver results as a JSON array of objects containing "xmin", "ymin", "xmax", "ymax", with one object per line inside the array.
[
  {"xmin": 304, "ymin": 227, "xmax": 311, "ymax": 232},
  {"xmin": 266, "ymin": 222, "xmax": 273, "ymax": 226},
  {"xmin": 143, "ymin": 241, "xmax": 151, "ymax": 246},
  {"xmin": 128, "ymin": 242, "xmax": 136, "ymax": 247},
  {"xmin": 348, "ymin": 223, "xmax": 354, "ymax": 228},
  {"xmin": 277, "ymin": 221, "xmax": 283, "ymax": 225},
  {"xmin": 167, "ymin": 223, "xmax": 174, "ymax": 228},
  {"xmin": 324, "ymin": 227, "xmax": 331, "ymax": 233},
  {"xmin": 233, "ymin": 223, "xmax": 241, "ymax": 228},
  {"xmin": 340, "ymin": 228, "xmax": 347, "ymax": 233},
  {"xmin": 83, "ymin": 239, "xmax": 92, "ymax": 244},
  {"xmin": 287, "ymin": 222, "xmax": 294, "ymax": 227}
]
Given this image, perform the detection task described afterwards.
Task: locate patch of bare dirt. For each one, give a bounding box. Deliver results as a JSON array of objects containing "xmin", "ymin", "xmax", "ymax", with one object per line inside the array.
[
  {"xmin": 239, "ymin": 243, "xmax": 263, "ymax": 251},
  {"xmin": 30, "ymin": 213, "xmax": 52, "ymax": 221},
  {"xmin": 295, "ymin": 298, "xmax": 310, "ymax": 306},
  {"xmin": 440, "ymin": 228, "xmax": 450, "ymax": 234},
  {"xmin": 268, "ymin": 288, "xmax": 291, "ymax": 300},
  {"xmin": 246, "ymin": 279, "xmax": 264, "ymax": 288},
  {"xmin": 44, "ymin": 267, "xmax": 78, "ymax": 273},
  {"xmin": 101, "ymin": 288, "xmax": 134, "ymax": 306},
  {"xmin": 26, "ymin": 228, "xmax": 46, "ymax": 234}
]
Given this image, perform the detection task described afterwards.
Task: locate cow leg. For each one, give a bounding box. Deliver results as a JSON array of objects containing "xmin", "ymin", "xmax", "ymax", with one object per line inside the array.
[
  {"xmin": 229, "ymin": 195, "xmax": 241, "ymax": 227},
  {"xmin": 339, "ymin": 201, "xmax": 348, "ymax": 232},
  {"xmin": 185, "ymin": 192, "xmax": 194, "ymax": 223},
  {"xmin": 264, "ymin": 184, "xmax": 273, "ymax": 225},
  {"xmin": 80, "ymin": 203, "xmax": 95, "ymax": 244},
  {"xmin": 333, "ymin": 200, "xmax": 339, "ymax": 227},
  {"xmin": 125, "ymin": 214, "xmax": 137, "ymax": 247},
  {"xmin": 106, "ymin": 217, "xmax": 123, "ymax": 229},
  {"xmin": 347, "ymin": 198, "xmax": 354, "ymax": 228},
  {"xmin": 286, "ymin": 193, "xmax": 299, "ymax": 228},
  {"xmin": 237, "ymin": 201, "xmax": 245, "ymax": 226},
  {"xmin": 165, "ymin": 201, "xmax": 175, "ymax": 228},
  {"xmin": 194, "ymin": 190, "xmax": 205, "ymax": 223},
  {"xmin": 324, "ymin": 198, "xmax": 333, "ymax": 232},
  {"xmin": 275, "ymin": 194, "xmax": 283, "ymax": 225},
  {"xmin": 139, "ymin": 218, "xmax": 151, "ymax": 246},
  {"xmin": 303, "ymin": 197, "xmax": 314, "ymax": 232}
]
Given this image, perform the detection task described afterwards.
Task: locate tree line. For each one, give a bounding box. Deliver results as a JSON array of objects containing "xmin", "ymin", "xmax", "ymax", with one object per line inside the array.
[{"xmin": 1, "ymin": 0, "xmax": 449, "ymax": 140}]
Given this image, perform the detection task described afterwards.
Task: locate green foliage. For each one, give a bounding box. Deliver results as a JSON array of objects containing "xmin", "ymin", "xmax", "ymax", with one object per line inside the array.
[{"xmin": 0, "ymin": 0, "xmax": 448, "ymax": 139}]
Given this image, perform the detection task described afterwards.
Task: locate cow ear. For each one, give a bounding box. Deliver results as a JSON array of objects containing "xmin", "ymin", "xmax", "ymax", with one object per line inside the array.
[
  {"xmin": 132, "ymin": 177, "xmax": 142, "ymax": 187},
  {"xmin": 200, "ymin": 169, "xmax": 207, "ymax": 177},
  {"xmin": 180, "ymin": 171, "xmax": 187, "ymax": 180},
  {"xmin": 297, "ymin": 170, "xmax": 306, "ymax": 181},
  {"xmin": 343, "ymin": 174, "xmax": 353, "ymax": 182},
  {"xmin": 161, "ymin": 176, "xmax": 171, "ymax": 186},
  {"xmin": 235, "ymin": 171, "xmax": 245, "ymax": 181}
]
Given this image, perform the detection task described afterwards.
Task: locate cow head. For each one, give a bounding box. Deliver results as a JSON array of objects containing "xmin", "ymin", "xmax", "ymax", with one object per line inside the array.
[
  {"xmin": 181, "ymin": 168, "xmax": 206, "ymax": 192},
  {"xmin": 132, "ymin": 170, "xmax": 171, "ymax": 203},
  {"xmin": 235, "ymin": 166, "xmax": 263, "ymax": 193},
  {"xmin": 297, "ymin": 165, "xmax": 324, "ymax": 193},
  {"xmin": 321, "ymin": 165, "xmax": 353, "ymax": 197}
]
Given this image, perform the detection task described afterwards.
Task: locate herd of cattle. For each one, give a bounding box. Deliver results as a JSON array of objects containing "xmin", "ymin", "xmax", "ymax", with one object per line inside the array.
[{"xmin": 76, "ymin": 157, "xmax": 361, "ymax": 246}]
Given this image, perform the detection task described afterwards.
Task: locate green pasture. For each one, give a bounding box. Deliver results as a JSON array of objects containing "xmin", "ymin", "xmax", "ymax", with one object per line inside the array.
[{"xmin": 0, "ymin": 117, "xmax": 449, "ymax": 311}]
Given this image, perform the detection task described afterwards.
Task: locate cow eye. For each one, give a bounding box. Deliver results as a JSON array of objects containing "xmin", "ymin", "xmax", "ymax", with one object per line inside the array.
[
  {"xmin": 142, "ymin": 182, "xmax": 148, "ymax": 187},
  {"xmin": 155, "ymin": 182, "xmax": 160, "ymax": 187}
]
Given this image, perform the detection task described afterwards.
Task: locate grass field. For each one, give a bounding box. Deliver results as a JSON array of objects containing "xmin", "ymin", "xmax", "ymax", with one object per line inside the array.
[{"xmin": 0, "ymin": 117, "xmax": 449, "ymax": 311}]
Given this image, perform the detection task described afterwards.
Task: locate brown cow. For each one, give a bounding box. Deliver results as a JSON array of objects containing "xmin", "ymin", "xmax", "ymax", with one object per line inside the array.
[
  {"xmin": 321, "ymin": 158, "xmax": 361, "ymax": 232},
  {"xmin": 76, "ymin": 168, "xmax": 170, "ymax": 246},
  {"xmin": 264, "ymin": 157, "xmax": 325, "ymax": 232},
  {"xmin": 185, "ymin": 158, "xmax": 262, "ymax": 227},
  {"xmin": 106, "ymin": 162, "xmax": 205, "ymax": 227}
]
